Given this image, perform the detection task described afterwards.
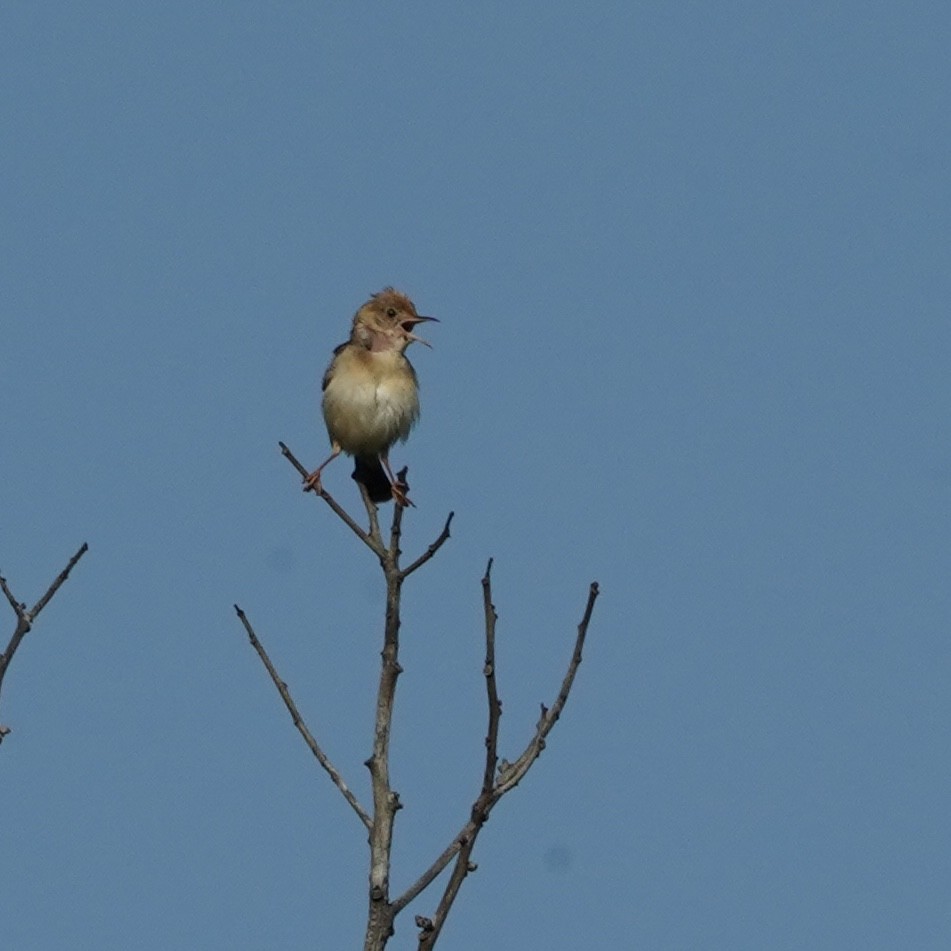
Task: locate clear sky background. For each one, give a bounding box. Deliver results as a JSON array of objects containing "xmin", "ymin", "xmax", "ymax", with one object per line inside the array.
[{"xmin": 3, "ymin": 3, "xmax": 949, "ymax": 949}]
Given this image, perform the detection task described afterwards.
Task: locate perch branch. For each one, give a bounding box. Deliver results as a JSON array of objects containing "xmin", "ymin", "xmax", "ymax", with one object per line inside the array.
[
  {"xmin": 387, "ymin": 468, "xmax": 409, "ymax": 563},
  {"xmin": 279, "ymin": 441, "xmax": 385, "ymax": 558}
]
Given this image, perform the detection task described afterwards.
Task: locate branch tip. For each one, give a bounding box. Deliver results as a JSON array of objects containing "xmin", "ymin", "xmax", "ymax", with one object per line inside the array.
[
  {"xmin": 399, "ymin": 509, "xmax": 455, "ymax": 578},
  {"xmin": 1, "ymin": 541, "xmax": 90, "ymax": 729}
]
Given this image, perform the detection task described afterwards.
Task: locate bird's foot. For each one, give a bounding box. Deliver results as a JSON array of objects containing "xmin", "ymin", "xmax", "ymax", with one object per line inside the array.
[
  {"xmin": 303, "ymin": 470, "xmax": 323, "ymax": 493},
  {"xmin": 391, "ymin": 481, "xmax": 415, "ymax": 508}
]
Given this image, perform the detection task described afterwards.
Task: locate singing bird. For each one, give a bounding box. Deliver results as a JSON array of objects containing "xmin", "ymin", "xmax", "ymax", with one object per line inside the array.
[{"xmin": 305, "ymin": 288, "xmax": 437, "ymax": 506}]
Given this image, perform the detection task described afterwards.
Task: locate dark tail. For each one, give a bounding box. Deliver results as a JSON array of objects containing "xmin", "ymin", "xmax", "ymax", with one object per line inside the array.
[{"xmin": 352, "ymin": 456, "xmax": 393, "ymax": 503}]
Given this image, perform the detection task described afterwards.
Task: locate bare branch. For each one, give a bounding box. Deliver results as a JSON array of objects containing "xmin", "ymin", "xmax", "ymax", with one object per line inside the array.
[
  {"xmin": 264, "ymin": 435, "xmax": 597, "ymax": 948},
  {"xmin": 387, "ymin": 468, "xmax": 409, "ymax": 562},
  {"xmin": 235, "ymin": 604, "xmax": 372, "ymax": 831},
  {"xmin": 255, "ymin": 451, "xmax": 464, "ymax": 948},
  {"xmin": 0, "ymin": 575, "xmax": 25, "ymax": 617},
  {"xmin": 393, "ymin": 556, "xmax": 505, "ymax": 920},
  {"xmin": 363, "ymin": 501, "xmax": 405, "ymax": 948},
  {"xmin": 28, "ymin": 543, "xmax": 90, "ymax": 618},
  {"xmin": 404, "ymin": 579, "xmax": 600, "ymax": 948},
  {"xmin": 392, "ymin": 818, "xmax": 475, "ymax": 914},
  {"xmin": 0, "ymin": 542, "xmax": 89, "ymax": 741},
  {"xmin": 495, "ymin": 581, "xmax": 600, "ymax": 795},
  {"xmin": 279, "ymin": 441, "xmax": 385, "ymax": 557},
  {"xmin": 400, "ymin": 511, "xmax": 455, "ymax": 579},
  {"xmin": 417, "ymin": 833, "xmax": 480, "ymax": 950},
  {"xmin": 414, "ymin": 559, "xmax": 503, "ymax": 947},
  {"xmin": 479, "ymin": 559, "xmax": 502, "ymax": 795},
  {"xmin": 357, "ymin": 479, "xmax": 385, "ymax": 551}
]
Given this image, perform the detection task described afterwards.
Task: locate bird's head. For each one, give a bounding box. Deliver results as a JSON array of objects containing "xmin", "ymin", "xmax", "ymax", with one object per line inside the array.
[{"xmin": 352, "ymin": 288, "xmax": 438, "ymax": 353}]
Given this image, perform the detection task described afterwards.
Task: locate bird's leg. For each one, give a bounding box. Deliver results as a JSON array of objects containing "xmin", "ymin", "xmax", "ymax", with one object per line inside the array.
[
  {"xmin": 303, "ymin": 445, "xmax": 341, "ymax": 492},
  {"xmin": 380, "ymin": 451, "xmax": 414, "ymax": 507}
]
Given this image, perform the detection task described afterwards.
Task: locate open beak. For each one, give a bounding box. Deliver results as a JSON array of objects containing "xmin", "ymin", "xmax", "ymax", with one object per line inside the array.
[{"xmin": 401, "ymin": 314, "xmax": 439, "ymax": 348}]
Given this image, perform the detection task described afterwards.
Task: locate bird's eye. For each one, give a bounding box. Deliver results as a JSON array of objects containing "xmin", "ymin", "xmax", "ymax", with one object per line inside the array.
[{"xmin": 386, "ymin": 307, "xmax": 397, "ymax": 318}]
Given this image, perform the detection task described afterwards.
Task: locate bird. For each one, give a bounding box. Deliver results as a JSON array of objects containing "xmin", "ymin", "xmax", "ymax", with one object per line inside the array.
[{"xmin": 304, "ymin": 288, "xmax": 437, "ymax": 506}]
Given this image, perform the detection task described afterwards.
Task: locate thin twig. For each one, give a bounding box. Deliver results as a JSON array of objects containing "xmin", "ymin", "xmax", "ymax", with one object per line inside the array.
[
  {"xmin": 29, "ymin": 543, "xmax": 90, "ymax": 618},
  {"xmin": 235, "ymin": 604, "xmax": 372, "ymax": 830},
  {"xmin": 403, "ymin": 579, "xmax": 600, "ymax": 948},
  {"xmin": 0, "ymin": 576, "xmax": 24, "ymax": 616},
  {"xmin": 392, "ymin": 816, "xmax": 475, "ymax": 913},
  {"xmin": 495, "ymin": 582, "xmax": 600, "ymax": 795},
  {"xmin": 388, "ymin": 468, "xmax": 408, "ymax": 563},
  {"xmin": 479, "ymin": 559, "xmax": 501, "ymax": 795},
  {"xmin": 278, "ymin": 441, "xmax": 384, "ymax": 557},
  {"xmin": 357, "ymin": 480, "xmax": 384, "ymax": 552},
  {"xmin": 418, "ymin": 831, "xmax": 480, "ymax": 949},
  {"xmin": 414, "ymin": 559, "xmax": 502, "ymax": 947},
  {"xmin": 0, "ymin": 542, "xmax": 89, "ymax": 740},
  {"xmin": 400, "ymin": 512, "xmax": 455, "ymax": 579}
]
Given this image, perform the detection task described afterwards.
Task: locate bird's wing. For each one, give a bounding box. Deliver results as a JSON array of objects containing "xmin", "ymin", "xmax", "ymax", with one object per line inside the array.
[{"xmin": 322, "ymin": 342, "xmax": 349, "ymax": 391}]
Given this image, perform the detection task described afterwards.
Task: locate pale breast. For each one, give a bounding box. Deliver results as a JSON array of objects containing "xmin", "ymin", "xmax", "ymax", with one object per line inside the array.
[{"xmin": 322, "ymin": 350, "xmax": 420, "ymax": 456}]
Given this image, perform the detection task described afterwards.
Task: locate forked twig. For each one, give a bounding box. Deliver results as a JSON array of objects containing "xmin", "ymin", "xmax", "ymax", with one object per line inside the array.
[
  {"xmin": 495, "ymin": 581, "xmax": 600, "ymax": 795},
  {"xmin": 0, "ymin": 542, "xmax": 89, "ymax": 741},
  {"xmin": 396, "ymin": 575, "xmax": 600, "ymax": 949}
]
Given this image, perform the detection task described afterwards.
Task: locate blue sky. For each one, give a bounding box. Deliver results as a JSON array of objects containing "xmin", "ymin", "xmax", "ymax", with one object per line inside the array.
[{"xmin": 3, "ymin": 3, "xmax": 949, "ymax": 949}]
